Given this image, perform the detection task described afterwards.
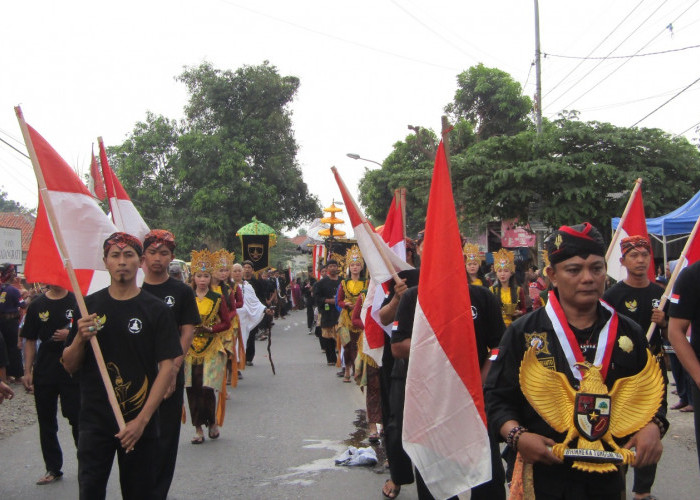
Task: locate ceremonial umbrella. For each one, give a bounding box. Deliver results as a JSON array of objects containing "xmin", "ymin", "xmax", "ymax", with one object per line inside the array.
[{"xmin": 235, "ymin": 217, "xmax": 277, "ymax": 247}]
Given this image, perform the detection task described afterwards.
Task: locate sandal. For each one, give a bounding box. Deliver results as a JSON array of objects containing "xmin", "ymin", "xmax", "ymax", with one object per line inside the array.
[
  {"xmin": 343, "ymin": 376, "xmax": 351, "ymax": 383},
  {"xmin": 679, "ymin": 405, "xmax": 695, "ymax": 412},
  {"xmin": 191, "ymin": 434, "xmax": 205, "ymax": 444},
  {"xmin": 36, "ymin": 471, "xmax": 62, "ymax": 485},
  {"xmin": 382, "ymin": 479, "xmax": 401, "ymax": 499},
  {"xmin": 208, "ymin": 426, "xmax": 220, "ymax": 439},
  {"xmin": 368, "ymin": 432, "xmax": 380, "ymax": 443}
]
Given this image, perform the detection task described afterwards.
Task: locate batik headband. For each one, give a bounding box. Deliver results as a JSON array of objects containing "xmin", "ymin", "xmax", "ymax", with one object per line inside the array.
[
  {"xmin": 143, "ymin": 229, "xmax": 176, "ymax": 252},
  {"xmin": 620, "ymin": 235, "xmax": 650, "ymax": 256},
  {"xmin": 103, "ymin": 232, "xmax": 143, "ymax": 257}
]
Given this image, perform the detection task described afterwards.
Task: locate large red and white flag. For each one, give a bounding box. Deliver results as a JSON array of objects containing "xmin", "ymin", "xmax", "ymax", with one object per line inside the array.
[
  {"xmin": 21, "ymin": 122, "xmax": 117, "ymax": 294},
  {"xmin": 403, "ymin": 140, "xmax": 491, "ymax": 499},
  {"xmin": 360, "ymin": 193, "xmax": 407, "ymax": 366},
  {"xmin": 88, "ymin": 150, "xmax": 107, "ymax": 200},
  {"xmin": 607, "ymin": 180, "xmax": 655, "ymax": 282},
  {"xmin": 331, "ymin": 168, "xmax": 412, "ymax": 284},
  {"xmin": 98, "ymin": 137, "xmax": 150, "ymax": 240},
  {"xmin": 312, "ymin": 244, "xmax": 326, "ymax": 279}
]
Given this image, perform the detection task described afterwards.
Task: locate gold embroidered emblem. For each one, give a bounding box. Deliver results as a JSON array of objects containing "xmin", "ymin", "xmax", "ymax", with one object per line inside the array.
[
  {"xmin": 624, "ymin": 300, "xmax": 638, "ymax": 313},
  {"xmin": 95, "ymin": 314, "xmax": 107, "ymax": 330},
  {"xmin": 39, "ymin": 311, "xmax": 50, "ymax": 322},
  {"xmin": 0, "ymin": 292, "xmax": 5, "ymax": 303},
  {"xmin": 555, "ymin": 234, "xmax": 563, "ymax": 249},
  {"xmin": 525, "ymin": 332, "xmax": 551, "ymax": 355},
  {"xmin": 618, "ymin": 336, "xmax": 634, "ymax": 353},
  {"xmin": 107, "ymin": 362, "xmax": 148, "ymax": 417}
]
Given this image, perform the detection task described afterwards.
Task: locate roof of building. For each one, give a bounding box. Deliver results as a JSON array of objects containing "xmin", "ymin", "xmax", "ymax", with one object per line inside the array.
[{"xmin": 0, "ymin": 212, "xmax": 36, "ymax": 251}]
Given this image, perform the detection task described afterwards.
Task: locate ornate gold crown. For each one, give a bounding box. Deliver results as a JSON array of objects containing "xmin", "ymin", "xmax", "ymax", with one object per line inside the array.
[
  {"xmin": 541, "ymin": 249, "xmax": 550, "ymax": 269},
  {"xmin": 213, "ymin": 249, "xmax": 235, "ymax": 269},
  {"xmin": 345, "ymin": 244, "xmax": 364, "ymax": 269},
  {"xmin": 190, "ymin": 249, "xmax": 215, "ymax": 274},
  {"xmin": 463, "ymin": 243, "xmax": 482, "ymax": 263},
  {"xmin": 493, "ymin": 248, "xmax": 515, "ymax": 272}
]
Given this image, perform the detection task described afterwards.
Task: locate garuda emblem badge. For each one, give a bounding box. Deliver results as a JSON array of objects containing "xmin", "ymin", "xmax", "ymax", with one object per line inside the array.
[{"xmin": 519, "ymin": 346, "xmax": 663, "ymax": 473}]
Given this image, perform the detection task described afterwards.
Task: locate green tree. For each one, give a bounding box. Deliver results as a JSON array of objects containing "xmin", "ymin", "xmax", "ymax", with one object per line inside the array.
[
  {"xmin": 110, "ymin": 62, "xmax": 320, "ymax": 253},
  {"xmin": 0, "ymin": 190, "xmax": 28, "ymax": 213},
  {"xmin": 446, "ymin": 63, "xmax": 532, "ymax": 141}
]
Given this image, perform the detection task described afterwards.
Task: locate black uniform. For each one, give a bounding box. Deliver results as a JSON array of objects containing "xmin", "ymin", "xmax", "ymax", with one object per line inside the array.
[
  {"xmin": 315, "ymin": 276, "xmax": 341, "ymax": 364},
  {"xmin": 65, "ymin": 289, "xmax": 181, "ymax": 500},
  {"xmin": 485, "ymin": 299, "xmax": 668, "ymax": 499},
  {"xmin": 141, "ymin": 278, "xmax": 199, "ymax": 500},
  {"xmin": 391, "ymin": 286, "xmax": 507, "ymax": 500},
  {"xmin": 246, "ymin": 276, "xmax": 272, "ymax": 362},
  {"xmin": 21, "ymin": 292, "xmax": 80, "ymax": 478}
]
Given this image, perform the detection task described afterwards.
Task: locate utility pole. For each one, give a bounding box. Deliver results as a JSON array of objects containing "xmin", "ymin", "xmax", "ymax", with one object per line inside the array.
[{"xmin": 534, "ymin": 0, "xmax": 543, "ymax": 135}]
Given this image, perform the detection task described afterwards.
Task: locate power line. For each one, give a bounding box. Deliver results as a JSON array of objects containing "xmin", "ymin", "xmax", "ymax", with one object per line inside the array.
[
  {"xmin": 546, "ymin": 0, "xmax": 669, "ymax": 110},
  {"xmin": 544, "ymin": 43, "xmax": 700, "ymax": 60},
  {"xmin": 0, "ymin": 136, "xmax": 29, "ymax": 159},
  {"xmin": 631, "ymin": 74, "xmax": 700, "ymax": 126},
  {"xmin": 542, "ymin": 0, "xmax": 650, "ymax": 101},
  {"xmin": 556, "ymin": 0, "xmax": 699, "ymax": 114},
  {"xmin": 575, "ymin": 84, "xmax": 700, "ymax": 112},
  {"xmin": 675, "ymin": 119, "xmax": 700, "ymax": 136}
]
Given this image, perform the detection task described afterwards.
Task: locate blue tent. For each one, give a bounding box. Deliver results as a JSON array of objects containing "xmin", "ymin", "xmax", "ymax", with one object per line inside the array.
[{"xmin": 612, "ymin": 189, "xmax": 700, "ymax": 236}]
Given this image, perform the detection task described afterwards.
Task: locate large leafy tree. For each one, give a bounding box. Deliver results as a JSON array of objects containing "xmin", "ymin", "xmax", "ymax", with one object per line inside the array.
[
  {"xmin": 446, "ymin": 63, "xmax": 532, "ymax": 141},
  {"xmin": 0, "ymin": 190, "xmax": 27, "ymax": 213},
  {"xmin": 110, "ymin": 62, "xmax": 320, "ymax": 253}
]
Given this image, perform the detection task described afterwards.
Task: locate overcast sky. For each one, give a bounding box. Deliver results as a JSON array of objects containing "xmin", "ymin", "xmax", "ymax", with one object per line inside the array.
[{"xmin": 2, "ymin": 0, "xmax": 699, "ymax": 234}]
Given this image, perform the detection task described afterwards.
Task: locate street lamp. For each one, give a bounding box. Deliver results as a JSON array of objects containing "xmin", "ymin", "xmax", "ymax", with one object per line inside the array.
[{"xmin": 346, "ymin": 153, "xmax": 382, "ymax": 167}]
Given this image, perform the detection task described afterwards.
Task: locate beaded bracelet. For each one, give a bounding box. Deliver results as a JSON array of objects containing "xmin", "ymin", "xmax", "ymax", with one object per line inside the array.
[
  {"xmin": 651, "ymin": 416, "xmax": 667, "ymax": 439},
  {"xmin": 506, "ymin": 425, "xmax": 527, "ymax": 450}
]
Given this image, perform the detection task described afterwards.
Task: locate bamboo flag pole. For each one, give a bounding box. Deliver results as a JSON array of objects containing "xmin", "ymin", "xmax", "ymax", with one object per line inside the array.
[
  {"xmin": 15, "ymin": 106, "xmax": 126, "ymax": 431},
  {"xmin": 645, "ymin": 215, "xmax": 700, "ymax": 342},
  {"xmin": 399, "ymin": 187, "xmax": 407, "ymax": 241},
  {"xmin": 605, "ymin": 178, "xmax": 643, "ymax": 262},
  {"xmin": 331, "ymin": 167, "xmax": 402, "ymax": 285}
]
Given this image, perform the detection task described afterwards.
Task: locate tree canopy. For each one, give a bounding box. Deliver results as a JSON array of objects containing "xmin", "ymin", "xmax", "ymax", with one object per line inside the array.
[
  {"xmin": 0, "ymin": 190, "xmax": 28, "ymax": 213},
  {"xmin": 109, "ymin": 62, "xmax": 320, "ymax": 253}
]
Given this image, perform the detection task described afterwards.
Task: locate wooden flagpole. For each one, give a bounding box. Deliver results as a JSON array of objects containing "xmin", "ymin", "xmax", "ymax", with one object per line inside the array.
[
  {"xmin": 605, "ymin": 178, "xmax": 643, "ymax": 262},
  {"xmin": 645, "ymin": 215, "xmax": 700, "ymax": 341},
  {"xmin": 331, "ymin": 166, "xmax": 402, "ymax": 285},
  {"xmin": 15, "ymin": 106, "xmax": 126, "ymax": 431},
  {"xmin": 399, "ymin": 188, "xmax": 407, "ymax": 241}
]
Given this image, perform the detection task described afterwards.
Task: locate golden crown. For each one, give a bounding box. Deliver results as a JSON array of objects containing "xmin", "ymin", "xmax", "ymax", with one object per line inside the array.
[
  {"xmin": 344, "ymin": 244, "xmax": 364, "ymax": 269},
  {"xmin": 213, "ymin": 248, "xmax": 235, "ymax": 269},
  {"xmin": 541, "ymin": 249, "xmax": 550, "ymax": 269},
  {"xmin": 190, "ymin": 249, "xmax": 215, "ymax": 274},
  {"xmin": 493, "ymin": 248, "xmax": 515, "ymax": 272},
  {"xmin": 463, "ymin": 243, "xmax": 482, "ymax": 263}
]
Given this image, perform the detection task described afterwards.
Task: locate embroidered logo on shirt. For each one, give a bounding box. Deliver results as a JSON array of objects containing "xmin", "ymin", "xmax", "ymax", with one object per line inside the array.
[
  {"xmin": 618, "ymin": 336, "xmax": 634, "ymax": 353},
  {"xmin": 66, "ymin": 309, "xmax": 74, "ymax": 320},
  {"xmin": 39, "ymin": 311, "xmax": 50, "ymax": 322},
  {"xmin": 128, "ymin": 318, "xmax": 143, "ymax": 334},
  {"xmin": 0, "ymin": 292, "xmax": 5, "ymax": 303},
  {"xmin": 624, "ymin": 299, "xmax": 638, "ymax": 313},
  {"xmin": 165, "ymin": 296, "xmax": 175, "ymax": 307},
  {"xmin": 525, "ymin": 331, "xmax": 551, "ymax": 355},
  {"xmin": 471, "ymin": 305, "xmax": 478, "ymax": 320},
  {"xmin": 651, "ymin": 298, "xmax": 660, "ymax": 309},
  {"xmin": 96, "ymin": 314, "xmax": 107, "ymax": 330}
]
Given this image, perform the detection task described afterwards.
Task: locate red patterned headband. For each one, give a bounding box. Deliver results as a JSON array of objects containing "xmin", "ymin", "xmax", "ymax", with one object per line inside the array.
[
  {"xmin": 620, "ymin": 235, "xmax": 650, "ymax": 256},
  {"xmin": 143, "ymin": 229, "xmax": 176, "ymax": 252},
  {"xmin": 103, "ymin": 232, "xmax": 143, "ymax": 257}
]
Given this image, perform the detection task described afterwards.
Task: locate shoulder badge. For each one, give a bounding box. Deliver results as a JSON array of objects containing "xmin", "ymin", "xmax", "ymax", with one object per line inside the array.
[{"xmin": 618, "ymin": 336, "xmax": 634, "ymax": 353}]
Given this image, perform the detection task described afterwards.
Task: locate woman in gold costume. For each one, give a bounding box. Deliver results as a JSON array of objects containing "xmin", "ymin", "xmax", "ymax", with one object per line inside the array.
[
  {"xmin": 336, "ymin": 245, "xmax": 367, "ymax": 383},
  {"xmin": 185, "ymin": 249, "xmax": 231, "ymax": 444},
  {"xmin": 463, "ymin": 243, "xmax": 488, "ymax": 286},
  {"xmin": 212, "ymin": 249, "xmax": 243, "ymax": 387},
  {"xmin": 489, "ymin": 248, "xmax": 527, "ymax": 327}
]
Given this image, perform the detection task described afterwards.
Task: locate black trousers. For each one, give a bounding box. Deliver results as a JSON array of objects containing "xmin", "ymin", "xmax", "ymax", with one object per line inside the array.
[
  {"xmin": 694, "ymin": 384, "xmax": 700, "ymax": 472},
  {"xmin": 78, "ymin": 428, "xmax": 157, "ymax": 500},
  {"xmin": 320, "ymin": 335, "xmax": 336, "ymax": 364},
  {"xmin": 34, "ymin": 380, "xmax": 80, "ymax": 474},
  {"xmin": 385, "ymin": 376, "xmax": 414, "ymax": 485},
  {"xmin": 306, "ymin": 303, "xmax": 315, "ymax": 329},
  {"xmin": 0, "ymin": 318, "xmax": 23, "ymax": 377},
  {"xmin": 153, "ymin": 370, "xmax": 184, "ymax": 500},
  {"xmin": 246, "ymin": 326, "xmax": 257, "ymax": 362}
]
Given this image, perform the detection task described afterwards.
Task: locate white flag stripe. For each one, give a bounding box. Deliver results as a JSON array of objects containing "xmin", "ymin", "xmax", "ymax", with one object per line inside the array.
[
  {"xmin": 403, "ymin": 302, "xmax": 491, "ymax": 498},
  {"xmin": 354, "ymin": 226, "xmax": 411, "ymax": 283},
  {"xmin": 113, "ymin": 198, "xmax": 150, "ymax": 240},
  {"xmin": 606, "ymin": 227, "xmax": 629, "ymax": 282}
]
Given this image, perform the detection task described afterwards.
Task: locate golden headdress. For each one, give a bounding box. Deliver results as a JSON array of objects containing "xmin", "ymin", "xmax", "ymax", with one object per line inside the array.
[
  {"xmin": 345, "ymin": 244, "xmax": 364, "ymax": 268},
  {"xmin": 493, "ymin": 248, "xmax": 515, "ymax": 273},
  {"xmin": 463, "ymin": 243, "xmax": 482, "ymax": 264},
  {"xmin": 213, "ymin": 248, "xmax": 235, "ymax": 269},
  {"xmin": 541, "ymin": 249, "xmax": 550, "ymax": 269},
  {"xmin": 190, "ymin": 249, "xmax": 215, "ymax": 274}
]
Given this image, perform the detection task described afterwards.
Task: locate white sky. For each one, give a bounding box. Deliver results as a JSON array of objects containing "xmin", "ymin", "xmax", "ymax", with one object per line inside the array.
[{"xmin": 1, "ymin": 0, "xmax": 699, "ymax": 234}]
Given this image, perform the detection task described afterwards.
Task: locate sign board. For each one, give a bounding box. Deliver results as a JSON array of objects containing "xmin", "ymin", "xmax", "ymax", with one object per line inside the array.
[
  {"xmin": 0, "ymin": 227, "xmax": 23, "ymax": 264},
  {"xmin": 501, "ymin": 219, "xmax": 536, "ymax": 248}
]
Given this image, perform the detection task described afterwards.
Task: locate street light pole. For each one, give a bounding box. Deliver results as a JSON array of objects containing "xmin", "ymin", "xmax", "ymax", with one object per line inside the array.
[{"xmin": 346, "ymin": 153, "xmax": 382, "ymax": 167}]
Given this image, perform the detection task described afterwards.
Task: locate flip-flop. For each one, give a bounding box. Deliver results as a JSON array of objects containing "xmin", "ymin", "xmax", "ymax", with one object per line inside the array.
[
  {"xmin": 368, "ymin": 433, "xmax": 380, "ymax": 443},
  {"xmin": 208, "ymin": 427, "xmax": 220, "ymax": 439},
  {"xmin": 679, "ymin": 405, "xmax": 695, "ymax": 412},
  {"xmin": 36, "ymin": 471, "xmax": 62, "ymax": 485},
  {"xmin": 382, "ymin": 479, "xmax": 401, "ymax": 499},
  {"xmin": 191, "ymin": 434, "xmax": 205, "ymax": 444},
  {"xmin": 343, "ymin": 377, "xmax": 351, "ymax": 383}
]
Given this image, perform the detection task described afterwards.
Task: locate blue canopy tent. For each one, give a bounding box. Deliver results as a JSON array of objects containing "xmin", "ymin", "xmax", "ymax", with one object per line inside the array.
[{"xmin": 612, "ymin": 189, "xmax": 700, "ymax": 268}]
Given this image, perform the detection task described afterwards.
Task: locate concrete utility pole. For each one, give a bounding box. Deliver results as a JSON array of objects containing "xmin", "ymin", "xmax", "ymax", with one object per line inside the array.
[{"xmin": 534, "ymin": 0, "xmax": 543, "ymax": 135}]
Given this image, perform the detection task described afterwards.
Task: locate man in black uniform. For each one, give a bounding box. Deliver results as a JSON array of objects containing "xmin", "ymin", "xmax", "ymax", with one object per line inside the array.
[
  {"xmin": 391, "ymin": 279, "xmax": 507, "ymax": 499},
  {"xmin": 140, "ymin": 230, "xmax": 200, "ymax": 500},
  {"xmin": 314, "ymin": 259, "xmax": 341, "ymax": 366},
  {"xmin": 668, "ymin": 259, "xmax": 700, "ymax": 470},
  {"xmin": 21, "ymin": 284, "xmax": 80, "ymax": 486},
  {"xmin": 603, "ymin": 234, "xmax": 667, "ymax": 500},
  {"xmin": 63, "ymin": 232, "xmax": 181, "ymax": 500},
  {"xmin": 242, "ymin": 261, "xmax": 274, "ymax": 365},
  {"xmin": 485, "ymin": 223, "xmax": 667, "ymax": 499}
]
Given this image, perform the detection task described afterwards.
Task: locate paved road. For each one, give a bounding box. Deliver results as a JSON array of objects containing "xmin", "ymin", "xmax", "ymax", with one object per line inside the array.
[{"xmin": 1, "ymin": 309, "xmax": 698, "ymax": 499}]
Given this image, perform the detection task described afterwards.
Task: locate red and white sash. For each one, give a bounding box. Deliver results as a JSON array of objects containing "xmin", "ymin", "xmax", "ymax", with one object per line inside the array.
[{"xmin": 544, "ymin": 290, "xmax": 619, "ymax": 381}]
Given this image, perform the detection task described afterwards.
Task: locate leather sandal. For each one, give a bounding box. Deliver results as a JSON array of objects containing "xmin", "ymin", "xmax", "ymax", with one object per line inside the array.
[
  {"xmin": 383, "ymin": 479, "xmax": 401, "ymax": 498},
  {"xmin": 36, "ymin": 471, "xmax": 62, "ymax": 485}
]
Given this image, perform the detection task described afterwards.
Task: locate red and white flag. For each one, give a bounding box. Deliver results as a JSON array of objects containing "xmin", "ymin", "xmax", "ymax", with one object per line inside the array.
[
  {"xmin": 21, "ymin": 122, "xmax": 117, "ymax": 294},
  {"xmin": 88, "ymin": 150, "xmax": 107, "ymax": 200},
  {"xmin": 360, "ymin": 194, "xmax": 407, "ymax": 366},
  {"xmin": 331, "ymin": 168, "xmax": 412, "ymax": 284},
  {"xmin": 607, "ymin": 180, "xmax": 655, "ymax": 282},
  {"xmin": 98, "ymin": 137, "xmax": 150, "ymax": 240},
  {"xmin": 312, "ymin": 244, "xmax": 326, "ymax": 279},
  {"xmin": 403, "ymin": 140, "xmax": 491, "ymax": 499}
]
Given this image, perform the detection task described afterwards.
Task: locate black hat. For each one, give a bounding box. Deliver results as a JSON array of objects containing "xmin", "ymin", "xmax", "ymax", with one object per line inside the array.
[{"xmin": 544, "ymin": 223, "xmax": 605, "ymax": 266}]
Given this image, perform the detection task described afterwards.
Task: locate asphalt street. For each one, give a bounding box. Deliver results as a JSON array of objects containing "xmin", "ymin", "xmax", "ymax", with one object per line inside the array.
[{"xmin": 0, "ymin": 308, "xmax": 698, "ymax": 499}]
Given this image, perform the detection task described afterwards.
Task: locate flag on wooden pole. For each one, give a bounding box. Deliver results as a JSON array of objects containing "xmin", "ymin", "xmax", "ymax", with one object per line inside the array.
[
  {"xmin": 88, "ymin": 149, "xmax": 107, "ymax": 200},
  {"xmin": 403, "ymin": 139, "xmax": 490, "ymax": 499}
]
